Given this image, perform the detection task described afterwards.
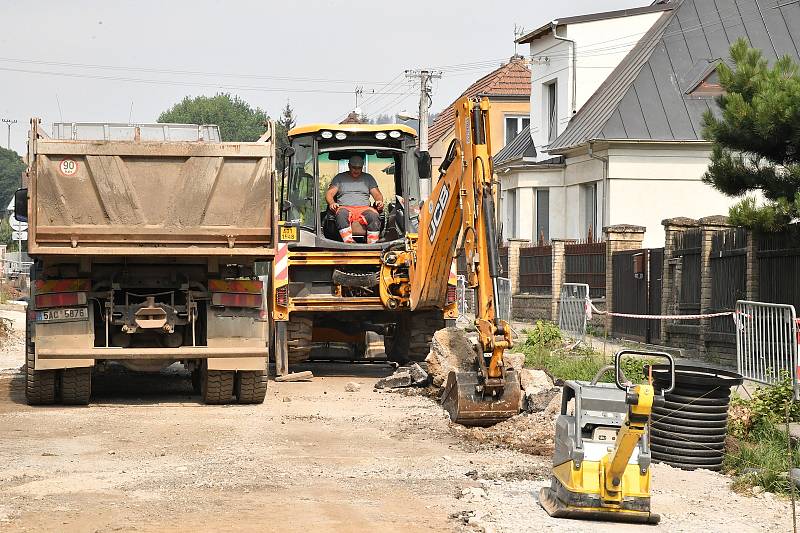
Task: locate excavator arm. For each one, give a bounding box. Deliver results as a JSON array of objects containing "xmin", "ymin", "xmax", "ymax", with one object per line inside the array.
[{"xmin": 381, "ymin": 96, "xmax": 521, "ymax": 426}]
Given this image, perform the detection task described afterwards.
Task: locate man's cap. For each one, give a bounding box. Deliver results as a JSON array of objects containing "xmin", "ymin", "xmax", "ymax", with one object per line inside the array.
[{"xmin": 348, "ymin": 154, "xmax": 364, "ymax": 167}]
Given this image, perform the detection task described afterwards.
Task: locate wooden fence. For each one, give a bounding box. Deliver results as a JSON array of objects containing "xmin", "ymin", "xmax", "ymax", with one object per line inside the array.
[
  {"xmin": 673, "ymin": 228, "xmax": 702, "ymax": 318},
  {"xmin": 757, "ymin": 225, "xmax": 800, "ymax": 310},
  {"xmin": 519, "ymin": 244, "xmax": 552, "ymax": 294},
  {"xmin": 709, "ymin": 228, "xmax": 747, "ymax": 335},
  {"xmin": 565, "ymin": 241, "xmax": 606, "ymax": 298}
]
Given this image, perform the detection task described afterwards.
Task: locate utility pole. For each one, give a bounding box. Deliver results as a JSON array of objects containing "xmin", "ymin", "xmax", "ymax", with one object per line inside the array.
[
  {"xmin": 1, "ymin": 118, "xmax": 17, "ymax": 150},
  {"xmin": 405, "ymin": 69, "xmax": 441, "ymax": 200}
]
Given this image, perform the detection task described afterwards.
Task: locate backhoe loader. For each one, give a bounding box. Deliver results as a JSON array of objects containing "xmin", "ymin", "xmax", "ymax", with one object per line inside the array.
[{"xmin": 275, "ymin": 96, "xmax": 521, "ymax": 425}]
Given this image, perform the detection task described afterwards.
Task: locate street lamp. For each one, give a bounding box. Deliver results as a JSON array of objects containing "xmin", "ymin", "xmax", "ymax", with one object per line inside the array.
[{"xmin": 1, "ymin": 118, "xmax": 17, "ymax": 150}]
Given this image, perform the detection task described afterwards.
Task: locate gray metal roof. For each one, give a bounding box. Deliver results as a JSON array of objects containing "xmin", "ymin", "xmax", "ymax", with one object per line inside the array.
[
  {"xmin": 494, "ymin": 126, "xmax": 537, "ymax": 166},
  {"xmin": 548, "ymin": 0, "xmax": 800, "ymax": 153}
]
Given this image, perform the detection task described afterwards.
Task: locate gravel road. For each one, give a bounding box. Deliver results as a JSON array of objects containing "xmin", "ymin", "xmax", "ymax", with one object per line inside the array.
[{"xmin": 0, "ymin": 309, "xmax": 793, "ymax": 532}]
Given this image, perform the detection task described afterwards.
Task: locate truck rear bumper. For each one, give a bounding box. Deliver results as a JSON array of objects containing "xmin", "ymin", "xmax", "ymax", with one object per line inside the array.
[{"xmin": 37, "ymin": 346, "xmax": 267, "ymax": 359}]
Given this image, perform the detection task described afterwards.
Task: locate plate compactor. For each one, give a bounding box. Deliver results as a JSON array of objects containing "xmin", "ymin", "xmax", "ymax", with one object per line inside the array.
[{"xmin": 539, "ymin": 350, "xmax": 675, "ymax": 525}]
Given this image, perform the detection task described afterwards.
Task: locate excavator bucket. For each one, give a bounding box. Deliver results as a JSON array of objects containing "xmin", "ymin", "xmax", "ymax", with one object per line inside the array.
[{"xmin": 441, "ymin": 368, "xmax": 521, "ymax": 427}]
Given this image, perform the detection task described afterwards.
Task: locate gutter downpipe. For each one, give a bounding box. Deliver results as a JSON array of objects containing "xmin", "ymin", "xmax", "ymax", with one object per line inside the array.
[
  {"xmin": 588, "ymin": 140, "xmax": 609, "ymax": 232},
  {"xmin": 552, "ymin": 22, "xmax": 577, "ymax": 115}
]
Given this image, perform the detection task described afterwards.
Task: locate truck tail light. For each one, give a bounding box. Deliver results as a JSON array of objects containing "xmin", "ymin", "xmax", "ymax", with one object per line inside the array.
[
  {"xmin": 208, "ymin": 279, "xmax": 262, "ymax": 294},
  {"xmin": 35, "ymin": 292, "xmax": 87, "ymax": 309},
  {"xmin": 446, "ymin": 285, "xmax": 457, "ymax": 306},
  {"xmin": 275, "ymin": 286, "xmax": 288, "ymax": 307},
  {"xmin": 211, "ymin": 293, "xmax": 262, "ymax": 309}
]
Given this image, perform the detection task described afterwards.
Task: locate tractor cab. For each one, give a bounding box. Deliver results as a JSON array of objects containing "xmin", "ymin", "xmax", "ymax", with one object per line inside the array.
[{"xmin": 281, "ymin": 123, "xmax": 429, "ymax": 248}]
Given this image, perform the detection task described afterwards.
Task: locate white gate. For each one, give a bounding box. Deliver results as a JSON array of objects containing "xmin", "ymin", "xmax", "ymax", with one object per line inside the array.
[
  {"xmin": 735, "ymin": 300, "xmax": 799, "ymax": 399},
  {"xmin": 559, "ymin": 283, "xmax": 589, "ymax": 343}
]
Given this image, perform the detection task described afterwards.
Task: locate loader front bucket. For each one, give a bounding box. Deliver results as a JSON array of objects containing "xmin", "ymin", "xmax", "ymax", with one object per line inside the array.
[{"xmin": 441, "ymin": 369, "xmax": 521, "ymax": 427}]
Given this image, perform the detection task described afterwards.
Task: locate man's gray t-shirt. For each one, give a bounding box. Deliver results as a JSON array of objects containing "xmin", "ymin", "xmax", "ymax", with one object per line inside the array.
[{"xmin": 331, "ymin": 172, "xmax": 378, "ymax": 206}]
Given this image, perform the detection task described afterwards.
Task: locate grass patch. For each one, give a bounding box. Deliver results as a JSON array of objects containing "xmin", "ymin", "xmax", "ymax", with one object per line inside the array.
[
  {"xmin": 724, "ymin": 375, "xmax": 800, "ymax": 495},
  {"xmin": 518, "ymin": 323, "xmax": 658, "ymax": 384}
]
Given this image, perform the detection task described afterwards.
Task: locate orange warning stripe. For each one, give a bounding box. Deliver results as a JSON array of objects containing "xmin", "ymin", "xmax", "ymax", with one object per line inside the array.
[
  {"xmin": 208, "ymin": 279, "xmax": 263, "ymax": 294},
  {"xmin": 34, "ymin": 279, "xmax": 91, "ymax": 294}
]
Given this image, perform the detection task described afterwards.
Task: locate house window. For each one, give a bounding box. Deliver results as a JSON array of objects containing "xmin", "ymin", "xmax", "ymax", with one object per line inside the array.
[
  {"xmin": 582, "ymin": 182, "xmax": 598, "ymax": 239},
  {"xmin": 536, "ymin": 189, "xmax": 549, "ymax": 244},
  {"xmin": 546, "ymin": 81, "xmax": 558, "ymax": 143},
  {"xmin": 504, "ymin": 189, "xmax": 516, "ymax": 239},
  {"xmin": 504, "ymin": 116, "xmax": 530, "ymax": 146}
]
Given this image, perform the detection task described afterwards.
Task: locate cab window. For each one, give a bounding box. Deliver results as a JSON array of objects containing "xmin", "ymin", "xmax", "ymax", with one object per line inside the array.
[{"xmin": 284, "ymin": 137, "xmax": 315, "ymax": 229}]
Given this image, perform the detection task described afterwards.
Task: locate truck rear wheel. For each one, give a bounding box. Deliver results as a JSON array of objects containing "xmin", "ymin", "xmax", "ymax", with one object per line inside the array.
[
  {"xmin": 60, "ymin": 367, "xmax": 92, "ymax": 405},
  {"xmin": 236, "ymin": 369, "xmax": 268, "ymax": 404},
  {"xmin": 24, "ymin": 320, "xmax": 56, "ymax": 405},
  {"xmin": 200, "ymin": 363, "xmax": 234, "ymax": 404},
  {"xmin": 287, "ymin": 316, "xmax": 313, "ymax": 364},
  {"xmin": 25, "ymin": 351, "xmax": 56, "ymax": 405},
  {"xmin": 387, "ymin": 311, "xmax": 444, "ymax": 363}
]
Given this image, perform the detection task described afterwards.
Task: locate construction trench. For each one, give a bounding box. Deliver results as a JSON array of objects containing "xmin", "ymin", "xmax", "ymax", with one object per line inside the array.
[{"xmin": 0, "ymin": 318, "xmax": 793, "ymax": 532}]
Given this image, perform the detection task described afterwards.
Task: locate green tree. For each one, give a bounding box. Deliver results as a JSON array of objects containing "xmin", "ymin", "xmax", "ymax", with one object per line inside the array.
[
  {"xmin": 0, "ymin": 147, "xmax": 24, "ymax": 215},
  {"xmin": 158, "ymin": 93, "xmax": 268, "ymax": 142},
  {"xmin": 702, "ymin": 39, "xmax": 800, "ymax": 231}
]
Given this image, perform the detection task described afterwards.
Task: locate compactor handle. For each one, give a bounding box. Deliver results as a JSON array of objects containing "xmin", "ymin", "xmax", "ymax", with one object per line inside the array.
[{"xmin": 614, "ymin": 350, "xmax": 675, "ymax": 395}]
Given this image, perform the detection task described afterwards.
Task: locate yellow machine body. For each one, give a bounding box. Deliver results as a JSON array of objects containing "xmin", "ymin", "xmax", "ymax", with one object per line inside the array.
[{"xmin": 540, "ymin": 351, "xmax": 675, "ymax": 525}]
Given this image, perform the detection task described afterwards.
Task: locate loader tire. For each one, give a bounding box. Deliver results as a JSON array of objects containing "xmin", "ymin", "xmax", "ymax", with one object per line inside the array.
[
  {"xmin": 200, "ymin": 363, "xmax": 234, "ymax": 404},
  {"xmin": 236, "ymin": 369, "xmax": 268, "ymax": 404},
  {"xmin": 388, "ymin": 311, "xmax": 444, "ymax": 363},
  {"xmin": 24, "ymin": 320, "xmax": 56, "ymax": 405},
  {"xmin": 60, "ymin": 367, "xmax": 92, "ymax": 405},
  {"xmin": 287, "ymin": 316, "xmax": 314, "ymax": 364}
]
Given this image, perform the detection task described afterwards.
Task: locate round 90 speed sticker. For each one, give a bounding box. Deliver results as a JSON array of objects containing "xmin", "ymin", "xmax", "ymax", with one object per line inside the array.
[{"xmin": 59, "ymin": 159, "xmax": 79, "ymax": 176}]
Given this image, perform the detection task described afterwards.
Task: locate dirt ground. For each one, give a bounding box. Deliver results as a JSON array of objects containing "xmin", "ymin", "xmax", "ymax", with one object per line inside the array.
[{"xmin": 0, "ymin": 309, "xmax": 794, "ymax": 532}]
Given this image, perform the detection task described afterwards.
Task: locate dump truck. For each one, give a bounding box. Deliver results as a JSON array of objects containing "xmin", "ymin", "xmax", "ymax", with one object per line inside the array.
[{"xmin": 16, "ymin": 119, "xmax": 276, "ymax": 405}]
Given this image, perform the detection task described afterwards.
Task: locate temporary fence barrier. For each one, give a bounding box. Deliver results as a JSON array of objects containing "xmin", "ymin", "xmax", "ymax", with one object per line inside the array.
[
  {"xmin": 559, "ymin": 283, "xmax": 589, "ymax": 343},
  {"xmin": 456, "ymin": 274, "xmax": 511, "ymax": 324},
  {"xmin": 734, "ymin": 300, "xmax": 799, "ymax": 399},
  {"xmin": 456, "ymin": 275, "xmax": 472, "ymax": 324}
]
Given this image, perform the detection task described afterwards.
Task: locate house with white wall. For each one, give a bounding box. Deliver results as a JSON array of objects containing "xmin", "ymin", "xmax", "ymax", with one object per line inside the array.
[{"xmin": 497, "ymin": 0, "xmax": 799, "ymax": 247}]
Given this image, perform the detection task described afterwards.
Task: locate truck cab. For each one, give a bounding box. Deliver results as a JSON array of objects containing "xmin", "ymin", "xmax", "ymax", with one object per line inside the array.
[{"xmin": 280, "ymin": 124, "xmax": 424, "ymax": 248}]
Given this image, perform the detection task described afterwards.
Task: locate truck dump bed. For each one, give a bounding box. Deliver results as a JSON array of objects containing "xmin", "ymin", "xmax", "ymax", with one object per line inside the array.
[{"xmin": 27, "ymin": 119, "xmax": 275, "ymax": 256}]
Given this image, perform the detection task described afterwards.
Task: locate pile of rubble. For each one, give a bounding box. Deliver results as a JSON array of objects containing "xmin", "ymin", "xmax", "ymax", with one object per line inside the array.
[{"xmin": 374, "ymin": 327, "xmax": 562, "ymax": 455}]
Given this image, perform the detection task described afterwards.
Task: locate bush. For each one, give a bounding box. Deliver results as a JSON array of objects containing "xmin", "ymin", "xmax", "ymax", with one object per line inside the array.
[
  {"xmin": 725, "ymin": 374, "xmax": 800, "ymax": 495},
  {"xmin": 521, "ymin": 321, "xmax": 562, "ymax": 350}
]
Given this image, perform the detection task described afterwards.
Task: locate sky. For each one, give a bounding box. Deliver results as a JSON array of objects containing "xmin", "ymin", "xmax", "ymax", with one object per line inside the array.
[{"xmin": 0, "ymin": 0, "xmax": 649, "ymax": 154}]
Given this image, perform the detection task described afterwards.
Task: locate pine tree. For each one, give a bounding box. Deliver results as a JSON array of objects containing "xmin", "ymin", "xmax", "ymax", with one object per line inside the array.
[
  {"xmin": 702, "ymin": 39, "xmax": 800, "ymax": 231},
  {"xmin": 280, "ymin": 100, "xmax": 296, "ymax": 132}
]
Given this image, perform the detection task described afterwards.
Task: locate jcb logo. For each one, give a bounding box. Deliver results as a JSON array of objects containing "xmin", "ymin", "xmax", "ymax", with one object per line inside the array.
[{"xmin": 428, "ymin": 184, "xmax": 450, "ymax": 243}]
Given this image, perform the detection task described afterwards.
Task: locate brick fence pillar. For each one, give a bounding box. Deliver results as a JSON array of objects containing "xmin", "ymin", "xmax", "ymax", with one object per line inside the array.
[
  {"xmin": 550, "ymin": 239, "xmax": 567, "ymax": 321},
  {"xmin": 603, "ymin": 225, "xmax": 646, "ymax": 324},
  {"xmin": 746, "ymin": 230, "xmax": 759, "ymax": 301},
  {"xmin": 660, "ymin": 217, "xmax": 699, "ymax": 342},
  {"xmin": 506, "ymin": 239, "xmax": 529, "ymax": 295},
  {"xmin": 698, "ymin": 216, "xmax": 731, "ymax": 357}
]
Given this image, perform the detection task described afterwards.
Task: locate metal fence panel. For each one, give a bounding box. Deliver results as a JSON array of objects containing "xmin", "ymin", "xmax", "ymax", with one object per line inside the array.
[
  {"xmin": 456, "ymin": 275, "xmax": 511, "ymax": 324},
  {"xmin": 735, "ymin": 300, "xmax": 798, "ymax": 399},
  {"xmin": 496, "ymin": 277, "xmax": 511, "ymax": 323},
  {"xmin": 559, "ymin": 283, "xmax": 589, "ymax": 343}
]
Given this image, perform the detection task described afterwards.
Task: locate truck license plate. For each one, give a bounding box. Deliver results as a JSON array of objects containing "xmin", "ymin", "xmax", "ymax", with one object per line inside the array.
[
  {"xmin": 280, "ymin": 225, "xmax": 298, "ymax": 242},
  {"xmin": 36, "ymin": 307, "xmax": 89, "ymax": 322}
]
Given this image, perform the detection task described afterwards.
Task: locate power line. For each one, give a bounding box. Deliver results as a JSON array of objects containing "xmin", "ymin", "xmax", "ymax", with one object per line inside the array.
[
  {"xmin": 0, "ymin": 65, "xmax": 412, "ymax": 95},
  {"xmin": 0, "ymin": 56, "xmax": 386, "ymax": 85}
]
